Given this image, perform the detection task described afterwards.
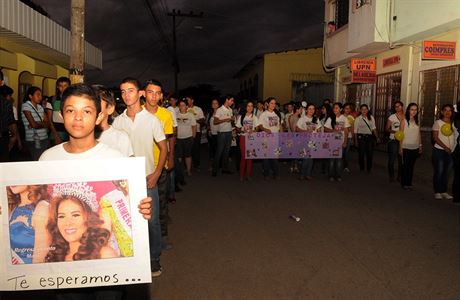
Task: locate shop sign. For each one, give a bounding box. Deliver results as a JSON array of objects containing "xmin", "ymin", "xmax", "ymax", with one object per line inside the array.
[
  {"xmin": 422, "ymin": 41, "xmax": 456, "ymax": 60},
  {"xmin": 383, "ymin": 55, "xmax": 400, "ymax": 67},
  {"xmin": 351, "ymin": 58, "xmax": 376, "ymax": 83}
]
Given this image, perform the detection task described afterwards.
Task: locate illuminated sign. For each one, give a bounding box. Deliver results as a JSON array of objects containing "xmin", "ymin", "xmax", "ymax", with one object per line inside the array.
[
  {"xmin": 422, "ymin": 41, "xmax": 456, "ymax": 60},
  {"xmin": 351, "ymin": 58, "xmax": 376, "ymax": 83}
]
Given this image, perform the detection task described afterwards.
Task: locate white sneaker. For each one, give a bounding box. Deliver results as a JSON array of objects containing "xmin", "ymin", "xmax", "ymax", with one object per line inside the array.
[
  {"xmin": 434, "ymin": 193, "xmax": 442, "ymax": 200},
  {"xmin": 441, "ymin": 193, "xmax": 453, "ymax": 200}
]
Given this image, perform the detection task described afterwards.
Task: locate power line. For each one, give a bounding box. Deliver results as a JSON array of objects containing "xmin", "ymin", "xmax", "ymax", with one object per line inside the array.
[
  {"xmin": 167, "ymin": 9, "xmax": 204, "ymax": 93},
  {"xmin": 142, "ymin": 0, "xmax": 172, "ymax": 56}
]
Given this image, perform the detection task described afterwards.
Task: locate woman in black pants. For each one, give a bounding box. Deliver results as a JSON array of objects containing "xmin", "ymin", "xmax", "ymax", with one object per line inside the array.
[
  {"xmin": 399, "ymin": 103, "xmax": 422, "ymax": 190},
  {"xmin": 353, "ymin": 104, "xmax": 380, "ymax": 172}
]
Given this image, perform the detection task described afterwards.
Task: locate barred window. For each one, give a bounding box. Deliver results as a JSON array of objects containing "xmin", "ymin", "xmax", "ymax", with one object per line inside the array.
[
  {"xmin": 335, "ymin": 0, "xmax": 349, "ymax": 29},
  {"xmin": 420, "ymin": 65, "xmax": 459, "ymax": 129}
]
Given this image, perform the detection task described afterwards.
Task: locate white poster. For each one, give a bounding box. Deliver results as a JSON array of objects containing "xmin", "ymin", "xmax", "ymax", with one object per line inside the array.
[{"xmin": 0, "ymin": 157, "xmax": 151, "ymax": 291}]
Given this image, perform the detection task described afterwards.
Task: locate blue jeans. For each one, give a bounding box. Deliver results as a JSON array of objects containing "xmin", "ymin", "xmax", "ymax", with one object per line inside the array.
[
  {"xmin": 212, "ymin": 131, "xmax": 232, "ymax": 173},
  {"xmin": 301, "ymin": 158, "xmax": 313, "ymax": 177},
  {"xmin": 167, "ymin": 168, "xmax": 175, "ymax": 199},
  {"xmin": 147, "ymin": 187, "xmax": 161, "ymax": 262},
  {"xmin": 328, "ymin": 158, "xmax": 343, "ymax": 179},
  {"xmin": 432, "ymin": 147, "xmax": 453, "ymax": 193}
]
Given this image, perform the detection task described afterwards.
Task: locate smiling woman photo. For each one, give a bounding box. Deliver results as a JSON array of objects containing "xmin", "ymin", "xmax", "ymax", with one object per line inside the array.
[{"xmin": 45, "ymin": 183, "xmax": 117, "ymax": 262}]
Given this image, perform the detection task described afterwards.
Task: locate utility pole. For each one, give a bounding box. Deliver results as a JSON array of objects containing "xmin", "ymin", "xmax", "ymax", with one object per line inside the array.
[
  {"xmin": 70, "ymin": 0, "xmax": 85, "ymax": 84},
  {"xmin": 167, "ymin": 10, "xmax": 203, "ymax": 93}
]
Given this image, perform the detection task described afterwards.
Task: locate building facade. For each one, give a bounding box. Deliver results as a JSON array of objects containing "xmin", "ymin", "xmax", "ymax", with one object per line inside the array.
[
  {"xmin": 235, "ymin": 48, "xmax": 334, "ymax": 105},
  {"xmin": 0, "ymin": 0, "xmax": 102, "ymax": 108},
  {"xmin": 324, "ymin": 0, "xmax": 460, "ymax": 147}
]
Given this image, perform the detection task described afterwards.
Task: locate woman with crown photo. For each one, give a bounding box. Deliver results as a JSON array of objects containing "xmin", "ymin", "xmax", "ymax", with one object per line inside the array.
[
  {"xmin": 7, "ymin": 184, "xmax": 50, "ymax": 264},
  {"xmin": 45, "ymin": 182, "xmax": 117, "ymax": 262}
]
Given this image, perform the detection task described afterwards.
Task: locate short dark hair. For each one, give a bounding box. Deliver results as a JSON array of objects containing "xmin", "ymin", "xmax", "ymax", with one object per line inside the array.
[
  {"xmin": 25, "ymin": 86, "xmax": 42, "ymax": 102},
  {"xmin": 92, "ymin": 84, "xmax": 114, "ymax": 106},
  {"xmin": 143, "ymin": 79, "xmax": 163, "ymax": 91},
  {"xmin": 61, "ymin": 83, "xmax": 101, "ymax": 115},
  {"xmin": 0, "ymin": 69, "xmax": 4, "ymax": 81},
  {"xmin": 120, "ymin": 77, "xmax": 141, "ymax": 90},
  {"xmin": 56, "ymin": 76, "xmax": 71, "ymax": 85}
]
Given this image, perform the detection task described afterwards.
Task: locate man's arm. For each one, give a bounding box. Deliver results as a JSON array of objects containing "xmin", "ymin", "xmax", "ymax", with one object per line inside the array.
[{"xmin": 147, "ymin": 139, "xmax": 167, "ymax": 188}]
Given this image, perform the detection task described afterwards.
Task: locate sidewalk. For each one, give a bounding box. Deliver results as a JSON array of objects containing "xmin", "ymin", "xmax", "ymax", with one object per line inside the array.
[{"xmin": 353, "ymin": 148, "xmax": 434, "ymax": 187}]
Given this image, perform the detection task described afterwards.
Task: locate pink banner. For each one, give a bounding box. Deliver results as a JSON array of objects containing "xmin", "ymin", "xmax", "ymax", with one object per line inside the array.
[{"xmin": 245, "ymin": 132, "xmax": 343, "ymax": 159}]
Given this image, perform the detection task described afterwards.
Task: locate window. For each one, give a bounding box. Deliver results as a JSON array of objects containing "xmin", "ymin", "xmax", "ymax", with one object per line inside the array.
[
  {"xmin": 375, "ymin": 71, "xmax": 402, "ymax": 140},
  {"xmin": 335, "ymin": 0, "xmax": 349, "ymax": 29},
  {"xmin": 419, "ymin": 65, "xmax": 459, "ymax": 129}
]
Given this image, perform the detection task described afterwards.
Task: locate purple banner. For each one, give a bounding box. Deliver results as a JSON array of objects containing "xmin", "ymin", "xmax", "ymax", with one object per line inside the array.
[{"xmin": 244, "ymin": 132, "xmax": 343, "ymax": 159}]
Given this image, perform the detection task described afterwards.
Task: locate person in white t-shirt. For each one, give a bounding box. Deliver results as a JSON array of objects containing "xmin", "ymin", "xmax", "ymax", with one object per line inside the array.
[
  {"xmin": 385, "ymin": 101, "xmax": 405, "ymax": 182},
  {"xmin": 353, "ymin": 104, "xmax": 380, "ymax": 173},
  {"xmin": 432, "ymin": 104, "xmax": 456, "ymax": 200},
  {"xmin": 212, "ymin": 95, "xmax": 235, "ymax": 176},
  {"xmin": 114, "ymin": 78, "xmax": 166, "ymax": 277},
  {"xmin": 296, "ymin": 103, "xmax": 320, "ymax": 180},
  {"xmin": 177, "ymin": 100, "xmax": 197, "ymax": 176},
  {"xmin": 207, "ymin": 99, "xmax": 220, "ymax": 169},
  {"xmin": 236, "ymin": 101, "xmax": 258, "ymax": 181},
  {"xmin": 257, "ymin": 97, "xmax": 282, "ymax": 179},
  {"xmin": 186, "ymin": 96, "xmax": 205, "ymax": 170},
  {"xmin": 342, "ymin": 103, "xmax": 355, "ymax": 173},
  {"xmin": 255, "ymin": 100, "xmax": 264, "ymax": 119},
  {"xmin": 323, "ymin": 102, "xmax": 350, "ymax": 181},
  {"xmin": 92, "ymin": 85, "xmax": 133, "ymax": 157},
  {"xmin": 399, "ymin": 103, "xmax": 422, "ymax": 191},
  {"xmin": 38, "ymin": 83, "xmax": 152, "ymax": 299}
]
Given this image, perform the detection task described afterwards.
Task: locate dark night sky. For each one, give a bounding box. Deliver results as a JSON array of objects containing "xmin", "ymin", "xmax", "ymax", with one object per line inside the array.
[{"xmin": 33, "ymin": 0, "xmax": 324, "ymax": 94}]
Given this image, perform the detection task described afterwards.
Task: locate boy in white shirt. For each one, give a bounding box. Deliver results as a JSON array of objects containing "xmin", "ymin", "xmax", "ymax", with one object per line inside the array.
[
  {"xmin": 39, "ymin": 83, "xmax": 151, "ymax": 299},
  {"xmin": 212, "ymin": 95, "xmax": 235, "ymax": 176},
  {"xmin": 113, "ymin": 77, "xmax": 167, "ymax": 277}
]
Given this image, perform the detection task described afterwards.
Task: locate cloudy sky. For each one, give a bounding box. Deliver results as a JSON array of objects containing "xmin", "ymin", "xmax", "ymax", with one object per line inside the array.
[{"xmin": 33, "ymin": 0, "xmax": 324, "ymax": 94}]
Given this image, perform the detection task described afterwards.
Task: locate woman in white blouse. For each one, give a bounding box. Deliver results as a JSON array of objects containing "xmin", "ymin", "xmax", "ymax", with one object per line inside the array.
[
  {"xmin": 353, "ymin": 104, "xmax": 380, "ymax": 173},
  {"xmin": 399, "ymin": 103, "xmax": 422, "ymax": 190}
]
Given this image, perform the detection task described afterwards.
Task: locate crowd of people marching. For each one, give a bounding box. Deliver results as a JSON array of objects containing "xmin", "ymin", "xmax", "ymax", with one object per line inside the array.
[{"xmin": 0, "ymin": 69, "xmax": 459, "ymax": 298}]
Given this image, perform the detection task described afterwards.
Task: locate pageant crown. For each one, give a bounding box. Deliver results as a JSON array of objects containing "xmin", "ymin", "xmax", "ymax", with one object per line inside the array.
[{"xmin": 52, "ymin": 182, "xmax": 99, "ymax": 212}]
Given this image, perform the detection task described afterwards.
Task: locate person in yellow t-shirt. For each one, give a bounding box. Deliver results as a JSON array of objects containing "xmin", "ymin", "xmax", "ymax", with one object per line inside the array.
[{"xmin": 144, "ymin": 79, "xmax": 174, "ymax": 249}]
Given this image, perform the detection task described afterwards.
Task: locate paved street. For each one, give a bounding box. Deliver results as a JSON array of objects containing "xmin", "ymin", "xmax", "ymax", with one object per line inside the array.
[
  {"xmin": 140, "ymin": 151, "xmax": 459, "ymax": 300},
  {"xmin": 3, "ymin": 151, "xmax": 460, "ymax": 300}
]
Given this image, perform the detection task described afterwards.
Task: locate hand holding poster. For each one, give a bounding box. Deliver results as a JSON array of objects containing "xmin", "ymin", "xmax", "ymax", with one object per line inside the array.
[
  {"xmin": 245, "ymin": 132, "xmax": 343, "ymax": 159},
  {"xmin": 0, "ymin": 157, "xmax": 151, "ymax": 291}
]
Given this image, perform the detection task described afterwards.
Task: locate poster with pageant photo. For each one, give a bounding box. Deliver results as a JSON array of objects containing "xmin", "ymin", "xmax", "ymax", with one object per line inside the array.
[{"xmin": 0, "ymin": 157, "xmax": 151, "ymax": 291}]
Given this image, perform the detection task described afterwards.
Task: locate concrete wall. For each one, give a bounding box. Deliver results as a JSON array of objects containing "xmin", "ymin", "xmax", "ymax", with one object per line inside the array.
[
  {"xmin": 393, "ymin": 0, "xmax": 460, "ymax": 43},
  {"xmin": 263, "ymin": 48, "xmax": 327, "ymax": 103},
  {"xmin": 1, "ymin": 46, "xmax": 69, "ymax": 107},
  {"xmin": 347, "ymin": 0, "xmax": 389, "ymax": 52}
]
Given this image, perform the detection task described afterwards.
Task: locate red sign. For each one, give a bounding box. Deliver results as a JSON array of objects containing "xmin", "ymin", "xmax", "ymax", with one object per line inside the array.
[
  {"xmin": 351, "ymin": 58, "xmax": 376, "ymax": 83},
  {"xmin": 383, "ymin": 55, "xmax": 400, "ymax": 67},
  {"xmin": 422, "ymin": 41, "xmax": 456, "ymax": 60}
]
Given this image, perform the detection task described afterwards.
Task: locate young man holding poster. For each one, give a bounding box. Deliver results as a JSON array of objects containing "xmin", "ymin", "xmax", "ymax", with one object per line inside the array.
[
  {"xmin": 113, "ymin": 78, "xmax": 167, "ymax": 277},
  {"xmin": 37, "ymin": 83, "xmax": 152, "ymax": 299}
]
